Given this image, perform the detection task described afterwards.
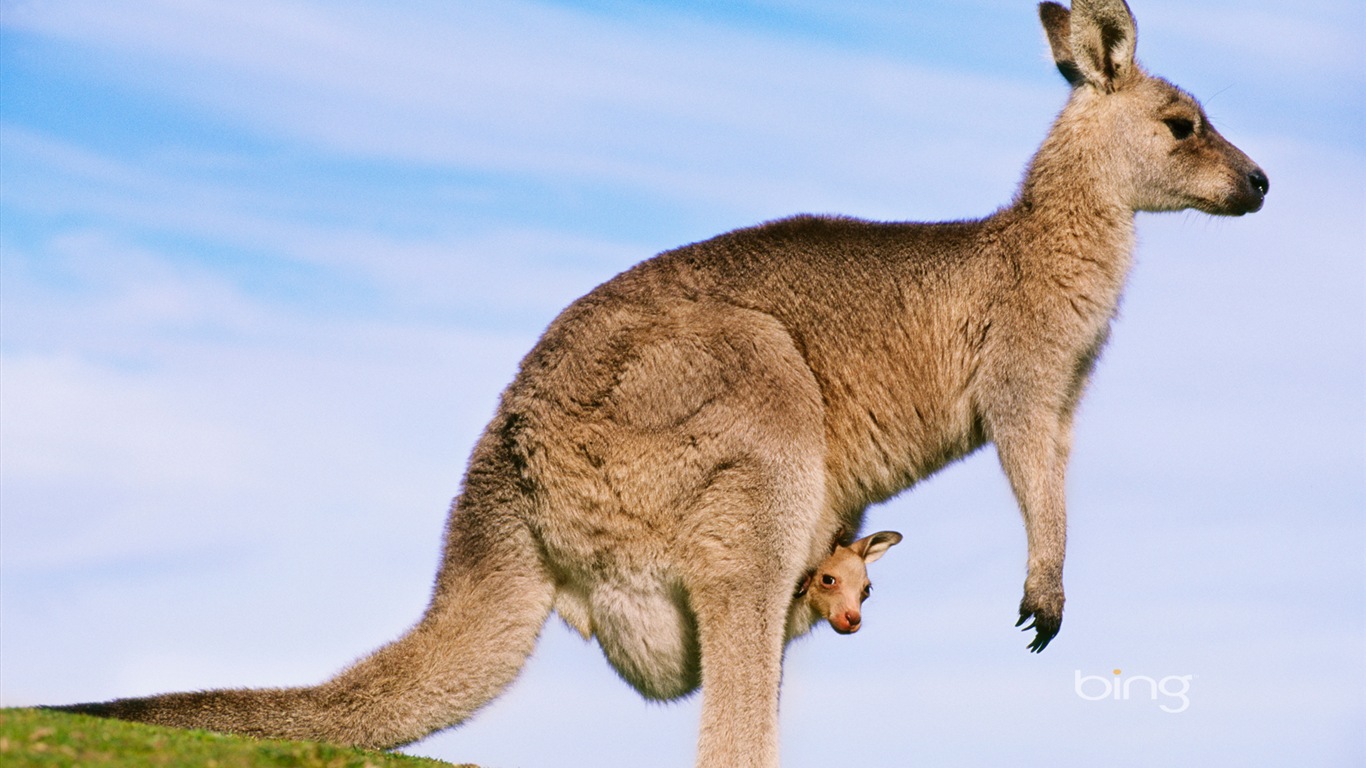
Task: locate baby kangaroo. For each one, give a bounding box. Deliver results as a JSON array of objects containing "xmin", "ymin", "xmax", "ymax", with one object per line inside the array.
[
  {"xmin": 53, "ymin": 2, "xmax": 1267, "ymax": 767},
  {"xmin": 790, "ymin": 531, "xmax": 903, "ymax": 637}
]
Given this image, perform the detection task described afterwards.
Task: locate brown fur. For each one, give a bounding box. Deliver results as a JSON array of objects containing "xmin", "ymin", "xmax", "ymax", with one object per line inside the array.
[{"xmin": 50, "ymin": 3, "xmax": 1267, "ymax": 766}]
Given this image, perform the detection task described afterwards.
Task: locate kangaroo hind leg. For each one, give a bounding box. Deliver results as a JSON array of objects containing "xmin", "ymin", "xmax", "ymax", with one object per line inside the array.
[{"xmin": 685, "ymin": 456, "xmax": 824, "ymax": 768}]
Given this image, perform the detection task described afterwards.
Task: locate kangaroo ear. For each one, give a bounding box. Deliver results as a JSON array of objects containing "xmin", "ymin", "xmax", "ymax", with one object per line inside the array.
[
  {"xmin": 1039, "ymin": 3, "xmax": 1083, "ymax": 87},
  {"xmin": 1067, "ymin": 0, "xmax": 1138, "ymax": 92},
  {"xmin": 852, "ymin": 531, "xmax": 903, "ymax": 564}
]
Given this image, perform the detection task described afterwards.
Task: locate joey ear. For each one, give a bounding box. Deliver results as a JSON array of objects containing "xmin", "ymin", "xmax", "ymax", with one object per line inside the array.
[
  {"xmin": 852, "ymin": 531, "xmax": 903, "ymax": 564},
  {"xmin": 1067, "ymin": 0, "xmax": 1138, "ymax": 92},
  {"xmin": 1039, "ymin": 3, "xmax": 1083, "ymax": 87}
]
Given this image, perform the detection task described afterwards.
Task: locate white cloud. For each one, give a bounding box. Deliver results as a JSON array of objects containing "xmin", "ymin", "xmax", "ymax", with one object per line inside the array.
[
  {"xmin": 1, "ymin": 126, "xmax": 646, "ymax": 329},
  {"xmin": 2, "ymin": 0, "xmax": 1056, "ymax": 219},
  {"xmin": 1144, "ymin": 0, "xmax": 1363, "ymax": 78},
  {"xmin": 0, "ymin": 228, "xmax": 540, "ymax": 570}
]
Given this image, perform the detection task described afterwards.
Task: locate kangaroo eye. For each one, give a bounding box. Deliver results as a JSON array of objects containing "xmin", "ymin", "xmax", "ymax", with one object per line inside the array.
[
  {"xmin": 862, "ymin": 584, "xmax": 872, "ymax": 599},
  {"xmin": 821, "ymin": 574, "xmax": 836, "ymax": 586},
  {"xmin": 1164, "ymin": 117, "xmax": 1195, "ymax": 140}
]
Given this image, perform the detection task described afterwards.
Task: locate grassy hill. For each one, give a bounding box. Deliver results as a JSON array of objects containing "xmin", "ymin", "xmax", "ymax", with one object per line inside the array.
[{"xmin": 0, "ymin": 708, "xmax": 473, "ymax": 768}]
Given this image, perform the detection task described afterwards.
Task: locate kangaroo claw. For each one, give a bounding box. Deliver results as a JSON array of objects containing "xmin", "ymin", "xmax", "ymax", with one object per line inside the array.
[{"xmin": 1017, "ymin": 599, "xmax": 1061, "ymax": 653}]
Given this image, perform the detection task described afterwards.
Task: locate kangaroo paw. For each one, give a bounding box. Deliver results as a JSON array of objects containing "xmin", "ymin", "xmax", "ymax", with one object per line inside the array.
[{"xmin": 1015, "ymin": 587, "xmax": 1063, "ymax": 653}]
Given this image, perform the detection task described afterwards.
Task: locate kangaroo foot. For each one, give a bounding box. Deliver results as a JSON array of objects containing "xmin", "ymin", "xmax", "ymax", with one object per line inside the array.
[{"xmin": 1015, "ymin": 581, "xmax": 1064, "ymax": 653}]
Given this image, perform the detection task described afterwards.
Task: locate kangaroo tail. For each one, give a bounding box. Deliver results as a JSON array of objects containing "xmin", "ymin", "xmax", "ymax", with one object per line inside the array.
[{"xmin": 50, "ymin": 455, "xmax": 556, "ymax": 750}]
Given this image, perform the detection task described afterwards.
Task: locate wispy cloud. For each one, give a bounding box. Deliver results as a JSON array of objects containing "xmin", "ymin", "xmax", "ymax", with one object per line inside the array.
[
  {"xmin": 1144, "ymin": 0, "xmax": 1363, "ymax": 77},
  {"xmin": 1, "ymin": 125, "xmax": 644, "ymax": 330},
  {"xmin": 2, "ymin": 0, "xmax": 1059, "ymax": 219}
]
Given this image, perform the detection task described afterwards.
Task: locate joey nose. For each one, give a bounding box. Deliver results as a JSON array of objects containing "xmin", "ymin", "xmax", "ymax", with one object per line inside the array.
[{"xmin": 1249, "ymin": 168, "xmax": 1269, "ymax": 197}]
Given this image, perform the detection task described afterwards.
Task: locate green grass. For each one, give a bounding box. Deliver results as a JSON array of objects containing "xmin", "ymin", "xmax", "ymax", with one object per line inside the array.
[{"xmin": 0, "ymin": 708, "xmax": 474, "ymax": 768}]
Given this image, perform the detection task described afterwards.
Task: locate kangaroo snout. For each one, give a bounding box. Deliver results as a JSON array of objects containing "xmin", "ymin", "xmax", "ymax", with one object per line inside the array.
[
  {"xmin": 833, "ymin": 611, "xmax": 861, "ymax": 635},
  {"xmin": 1243, "ymin": 167, "xmax": 1271, "ymax": 212},
  {"xmin": 1224, "ymin": 164, "xmax": 1270, "ymax": 215},
  {"xmin": 1216, "ymin": 137, "xmax": 1269, "ymax": 216},
  {"xmin": 1194, "ymin": 159, "xmax": 1268, "ymax": 217}
]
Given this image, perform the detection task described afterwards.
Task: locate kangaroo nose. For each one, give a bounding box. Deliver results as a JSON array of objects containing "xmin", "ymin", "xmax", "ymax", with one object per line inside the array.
[{"xmin": 1249, "ymin": 168, "xmax": 1269, "ymax": 197}]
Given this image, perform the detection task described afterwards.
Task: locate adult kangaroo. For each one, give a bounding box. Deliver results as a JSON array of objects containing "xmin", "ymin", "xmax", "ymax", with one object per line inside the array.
[{"xmin": 53, "ymin": 2, "xmax": 1268, "ymax": 766}]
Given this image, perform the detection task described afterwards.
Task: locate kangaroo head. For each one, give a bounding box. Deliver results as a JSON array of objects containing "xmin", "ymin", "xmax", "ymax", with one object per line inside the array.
[
  {"xmin": 1031, "ymin": 1, "xmax": 1267, "ymax": 216},
  {"xmin": 798, "ymin": 531, "xmax": 903, "ymax": 635}
]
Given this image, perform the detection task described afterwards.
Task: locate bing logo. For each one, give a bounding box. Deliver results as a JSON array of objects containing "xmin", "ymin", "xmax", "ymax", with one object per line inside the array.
[{"xmin": 1074, "ymin": 668, "xmax": 1192, "ymax": 713}]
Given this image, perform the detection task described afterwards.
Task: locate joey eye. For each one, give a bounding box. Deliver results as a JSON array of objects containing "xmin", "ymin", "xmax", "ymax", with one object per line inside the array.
[
  {"xmin": 862, "ymin": 584, "xmax": 872, "ymax": 599},
  {"xmin": 821, "ymin": 574, "xmax": 837, "ymax": 587},
  {"xmin": 1163, "ymin": 117, "xmax": 1195, "ymax": 140}
]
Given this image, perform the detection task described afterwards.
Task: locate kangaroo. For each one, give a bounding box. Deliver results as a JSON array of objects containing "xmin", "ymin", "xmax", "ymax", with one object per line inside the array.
[
  {"xmin": 789, "ymin": 530, "xmax": 903, "ymax": 637},
  {"xmin": 51, "ymin": 2, "xmax": 1267, "ymax": 766}
]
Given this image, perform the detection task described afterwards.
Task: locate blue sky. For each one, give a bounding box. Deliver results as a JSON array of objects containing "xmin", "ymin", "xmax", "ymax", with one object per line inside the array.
[{"xmin": 1, "ymin": 1, "xmax": 1362, "ymax": 766}]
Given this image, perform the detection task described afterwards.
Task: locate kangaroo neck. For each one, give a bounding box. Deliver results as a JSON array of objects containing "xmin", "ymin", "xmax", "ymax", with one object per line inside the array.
[{"xmin": 1004, "ymin": 133, "xmax": 1139, "ymax": 291}]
